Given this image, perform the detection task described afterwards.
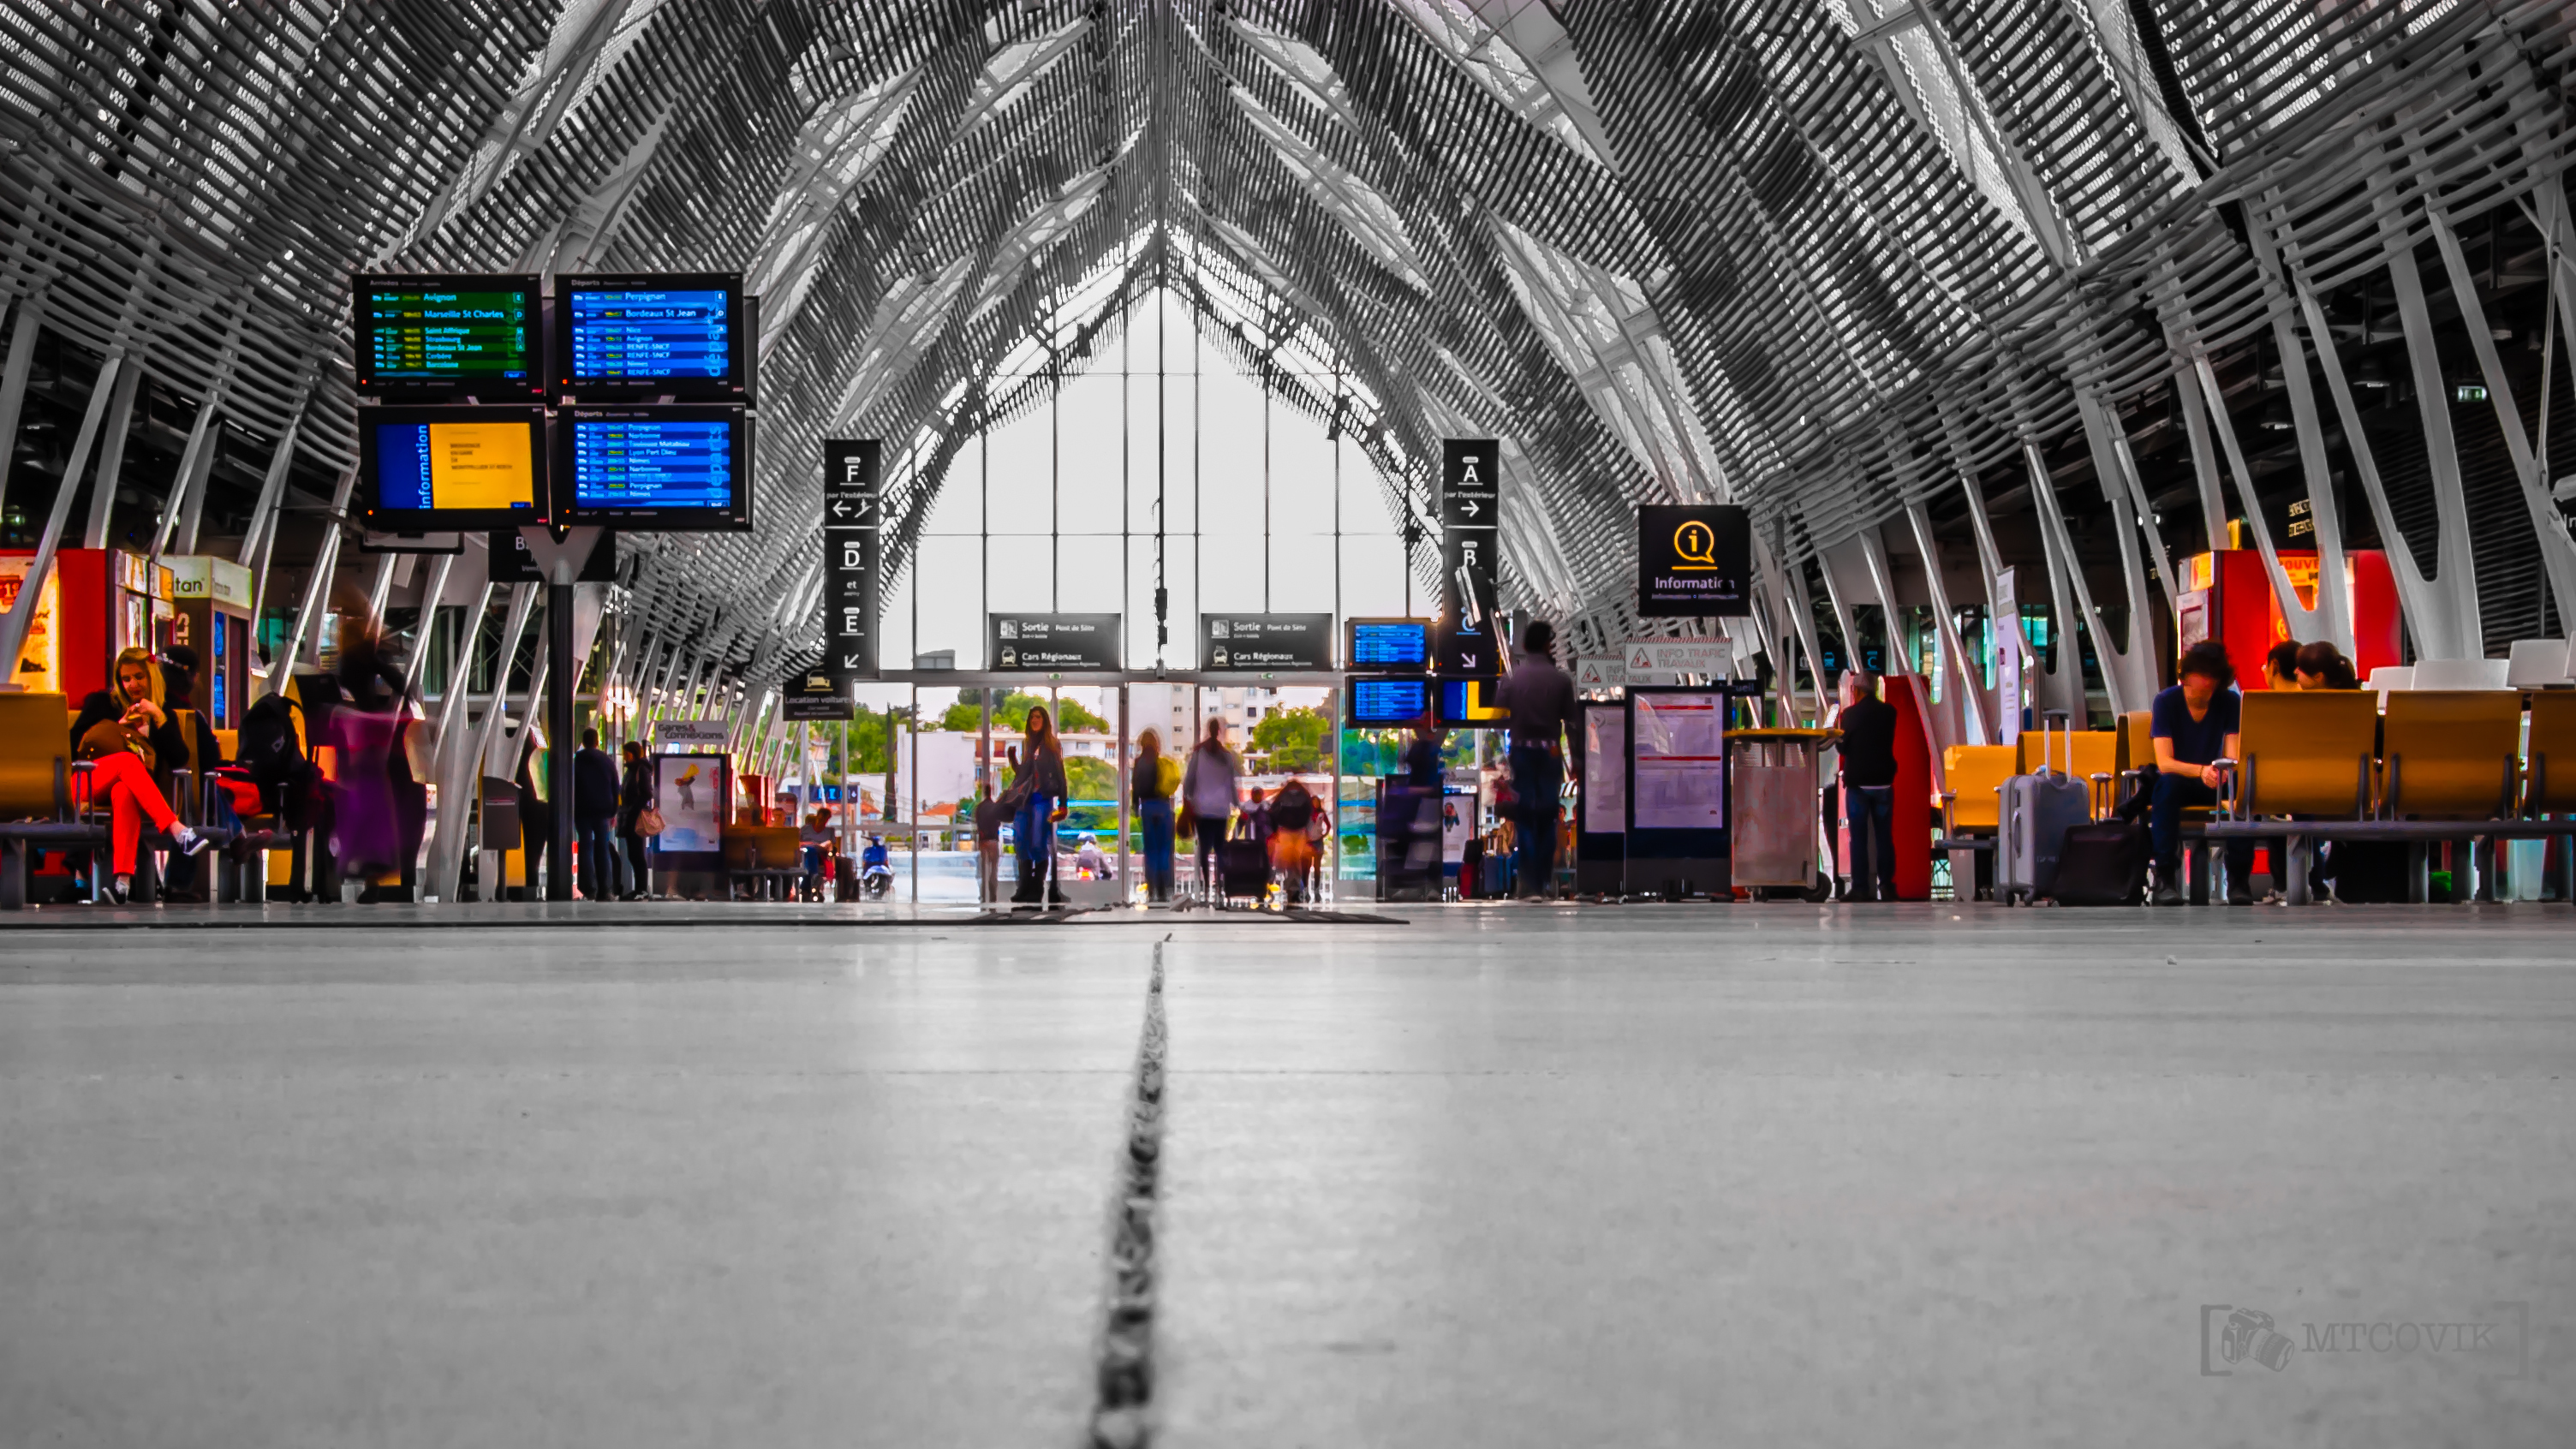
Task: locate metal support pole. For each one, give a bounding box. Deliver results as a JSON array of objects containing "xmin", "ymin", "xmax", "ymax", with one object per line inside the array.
[
  {"xmin": 0, "ymin": 350, "xmax": 121, "ymax": 683},
  {"xmin": 437, "ymin": 582, "xmax": 537, "ymax": 902},
  {"xmin": 155, "ymin": 392, "xmax": 221, "ymax": 559},
  {"xmin": 0, "ymin": 294, "xmax": 48, "ymax": 529},
  {"xmin": 909, "ymin": 683, "xmax": 920, "ymax": 905},
  {"xmin": 79, "ymin": 359, "xmax": 143, "ymax": 549},
  {"xmin": 1117, "ymin": 683, "xmax": 1130, "ymax": 901},
  {"xmin": 266, "ymin": 464, "xmax": 361, "ymax": 694},
  {"xmin": 547, "ymin": 578, "xmax": 575, "ymax": 900}
]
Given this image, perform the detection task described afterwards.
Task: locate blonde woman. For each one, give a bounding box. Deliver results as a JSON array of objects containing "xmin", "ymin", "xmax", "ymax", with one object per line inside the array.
[
  {"xmin": 1131, "ymin": 726, "xmax": 1178, "ymax": 901},
  {"xmin": 69, "ymin": 649, "xmax": 207, "ymax": 901}
]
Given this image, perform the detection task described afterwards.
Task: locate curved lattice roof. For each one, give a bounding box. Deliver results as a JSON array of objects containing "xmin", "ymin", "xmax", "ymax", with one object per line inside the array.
[{"xmin": 7, "ymin": 0, "xmax": 2575, "ymax": 688}]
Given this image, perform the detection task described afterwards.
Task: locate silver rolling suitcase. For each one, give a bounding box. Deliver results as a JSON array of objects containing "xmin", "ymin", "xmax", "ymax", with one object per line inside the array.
[{"xmin": 1996, "ymin": 710, "xmax": 2091, "ymax": 905}]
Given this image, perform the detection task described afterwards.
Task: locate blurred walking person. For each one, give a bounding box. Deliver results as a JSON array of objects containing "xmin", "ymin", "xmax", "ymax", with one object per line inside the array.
[
  {"xmin": 1182, "ymin": 719, "xmax": 1238, "ymax": 900},
  {"xmin": 1132, "ymin": 727, "xmax": 1178, "ymax": 902},
  {"xmin": 1494, "ymin": 620, "xmax": 1577, "ymax": 900},
  {"xmin": 616, "ymin": 740, "xmax": 653, "ymax": 899}
]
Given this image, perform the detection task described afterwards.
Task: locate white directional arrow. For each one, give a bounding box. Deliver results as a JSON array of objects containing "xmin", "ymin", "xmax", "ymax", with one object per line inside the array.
[{"xmin": 1461, "ymin": 499, "xmax": 1482, "ymax": 517}]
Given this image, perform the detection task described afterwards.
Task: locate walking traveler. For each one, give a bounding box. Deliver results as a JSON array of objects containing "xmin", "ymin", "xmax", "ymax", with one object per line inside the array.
[
  {"xmin": 616, "ymin": 740, "xmax": 652, "ymax": 899},
  {"xmin": 1132, "ymin": 727, "xmax": 1178, "ymax": 901},
  {"xmin": 972, "ymin": 780, "xmax": 1005, "ymax": 903},
  {"xmin": 573, "ymin": 727, "xmax": 622, "ymax": 900},
  {"xmin": 1835, "ymin": 670, "xmax": 1899, "ymax": 902},
  {"xmin": 1005, "ymin": 704, "xmax": 1069, "ymax": 904},
  {"xmin": 1182, "ymin": 719, "xmax": 1239, "ymax": 899},
  {"xmin": 1270, "ymin": 777, "xmax": 1316, "ymax": 902},
  {"xmin": 1494, "ymin": 620, "xmax": 1577, "ymax": 899}
]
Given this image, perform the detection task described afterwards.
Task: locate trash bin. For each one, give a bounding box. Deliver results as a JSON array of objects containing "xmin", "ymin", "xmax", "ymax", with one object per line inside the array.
[{"xmin": 1727, "ymin": 728, "xmax": 1839, "ymax": 901}]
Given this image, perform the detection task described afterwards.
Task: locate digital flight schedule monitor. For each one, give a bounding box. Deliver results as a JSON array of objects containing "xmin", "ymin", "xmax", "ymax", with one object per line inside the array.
[
  {"xmin": 1345, "ymin": 617, "xmax": 1432, "ymax": 674},
  {"xmin": 357, "ymin": 405, "xmax": 549, "ymax": 532},
  {"xmin": 351, "ymin": 275, "xmax": 543, "ymax": 397},
  {"xmin": 555, "ymin": 273, "xmax": 745, "ymax": 400},
  {"xmin": 556, "ymin": 405, "xmax": 753, "ymax": 531}
]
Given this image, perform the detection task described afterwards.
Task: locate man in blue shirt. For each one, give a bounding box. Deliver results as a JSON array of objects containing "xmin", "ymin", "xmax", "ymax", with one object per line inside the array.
[{"xmin": 2150, "ymin": 641, "xmax": 2251, "ymax": 904}]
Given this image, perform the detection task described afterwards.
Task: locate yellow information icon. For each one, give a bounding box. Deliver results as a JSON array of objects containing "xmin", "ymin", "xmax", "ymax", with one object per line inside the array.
[{"xmin": 1671, "ymin": 518, "xmax": 1717, "ymax": 570}]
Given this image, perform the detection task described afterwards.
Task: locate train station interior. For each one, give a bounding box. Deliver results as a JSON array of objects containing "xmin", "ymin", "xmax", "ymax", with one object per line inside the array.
[{"xmin": 3, "ymin": 2, "xmax": 2573, "ymax": 1443}]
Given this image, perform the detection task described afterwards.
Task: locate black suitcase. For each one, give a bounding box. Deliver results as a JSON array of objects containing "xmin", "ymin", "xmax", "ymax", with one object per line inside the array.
[
  {"xmin": 2049, "ymin": 819, "xmax": 2148, "ymax": 905},
  {"xmin": 1220, "ymin": 838, "xmax": 1271, "ymax": 901}
]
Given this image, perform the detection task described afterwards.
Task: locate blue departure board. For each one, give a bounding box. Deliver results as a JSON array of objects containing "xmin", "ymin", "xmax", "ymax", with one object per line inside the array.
[
  {"xmin": 1345, "ymin": 677, "xmax": 1430, "ymax": 727},
  {"xmin": 1347, "ymin": 618, "xmax": 1431, "ymax": 671},
  {"xmin": 569, "ymin": 415, "xmax": 736, "ymax": 509},
  {"xmin": 564, "ymin": 287, "xmax": 732, "ymax": 383}
]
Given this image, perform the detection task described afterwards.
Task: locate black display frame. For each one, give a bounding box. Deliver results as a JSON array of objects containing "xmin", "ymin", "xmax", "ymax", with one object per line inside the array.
[
  {"xmin": 355, "ymin": 404, "xmax": 552, "ymax": 534},
  {"xmin": 552, "ymin": 403, "xmax": 754, "ymax": 532},
  {"xmin": 552, "ymin": 271, "xmax": 748, "ymax": 402},
  {"xmin": 351, "ymin": 273, "xmax": 547, "ymax": 400},
  {"xmin": 1344, "ymin": 616, "xmax": 1433, "ymax": 676}
]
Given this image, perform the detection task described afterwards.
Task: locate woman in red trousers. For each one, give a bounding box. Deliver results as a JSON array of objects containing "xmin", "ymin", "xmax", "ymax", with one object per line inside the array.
[{"xmin": 74, "ymin": 724, "xmax": 209, "ymax": 903}]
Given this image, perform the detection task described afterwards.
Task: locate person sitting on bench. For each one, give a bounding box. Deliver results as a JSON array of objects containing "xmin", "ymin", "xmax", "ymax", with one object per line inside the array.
[
  {"xmin": 2150, "ymin": 641, "xmax": 2251, "ymax": 906},
  {"xmin": 73, "ymin": 722, "xmax": 208, "ymax": 903}
]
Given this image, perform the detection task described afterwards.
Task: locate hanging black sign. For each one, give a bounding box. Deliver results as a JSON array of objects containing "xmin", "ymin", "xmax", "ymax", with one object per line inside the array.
[
  {"xmin": 1201, "ymin": 612, "xmax": 1334, "ymax": 671},
  {"xmin": 1437, "ymin": 438, "xmax": 1500, "ymax": 674},
  {"xmin": 823, "ymin": 439, "xmax": 880, "ymax": 683},
  {"xmin": 1636, "ymin": 504, "xmax": 1751, "ymax": 617},
  {"xmin": 989, "ymin": 612, "xmax": 1124, "ymax": 671},
  {"xmin": 779, "ymin": 666, "xmax": 854, "ymax": 722},
  {"xmin": 490, "ymin": 528, "xmax": 616, "ymax": 583}
]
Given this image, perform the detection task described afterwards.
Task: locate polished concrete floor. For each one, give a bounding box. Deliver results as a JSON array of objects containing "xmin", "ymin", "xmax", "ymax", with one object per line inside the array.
[{"xmin": 3, "ymin": 905, "xmax": 2571, "ymax": 1446}]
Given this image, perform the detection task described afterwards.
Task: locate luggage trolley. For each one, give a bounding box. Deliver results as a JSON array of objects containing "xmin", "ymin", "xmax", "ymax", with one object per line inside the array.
[{"xmin": 1726, "ymin": 728, "xmax": 1838, "ymax": 902}]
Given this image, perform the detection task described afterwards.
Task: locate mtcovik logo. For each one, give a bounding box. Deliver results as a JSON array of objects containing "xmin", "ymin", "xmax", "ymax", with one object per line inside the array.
[{"xmin": 2200, "ymin": 1303, "xmax": 2530, "ymax": 1377}]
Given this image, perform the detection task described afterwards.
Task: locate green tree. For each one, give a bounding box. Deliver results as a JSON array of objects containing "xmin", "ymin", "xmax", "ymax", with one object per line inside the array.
[
  {"xmin": 1249, "ymin": 706, "xmax": 1330, "ymax": 772},
  {"xmin": 938, "ymin": 689, "xmax": 1107, "ymax": 734}
]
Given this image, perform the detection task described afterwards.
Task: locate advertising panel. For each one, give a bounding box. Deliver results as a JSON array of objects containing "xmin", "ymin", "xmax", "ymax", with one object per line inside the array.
[{"xmin": 652, "ymin": 753, "xmax": 726, "ymax": 853}]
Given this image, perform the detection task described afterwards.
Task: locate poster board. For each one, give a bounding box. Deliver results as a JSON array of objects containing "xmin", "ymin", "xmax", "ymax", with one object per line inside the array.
[
  {"xmin": 651, "ymin": 753, "xmax": 728, "ymax": 859},
  {"xmin": 1624, "ymin": 687, "xmax": 1728, "ymax": 897},
  {"xmin": 1575, "ymin": 701, "xmax": 1626, "ymax": 894}
]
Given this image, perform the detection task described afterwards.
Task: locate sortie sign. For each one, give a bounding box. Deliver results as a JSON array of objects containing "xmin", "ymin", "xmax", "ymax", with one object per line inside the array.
[{"xmin": 1636, "ymin": 504, "xmax": 1750, "ymax": 617}]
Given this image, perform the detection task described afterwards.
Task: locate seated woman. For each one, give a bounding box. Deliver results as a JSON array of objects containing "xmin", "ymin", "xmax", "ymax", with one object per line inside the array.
[
  {"xmin": 71, "ymin": 648, "xmax": 188, "ymax": 781},
  {"xmin": 73, "ymin": 720, "xmax": 209, "ymax": 903}
]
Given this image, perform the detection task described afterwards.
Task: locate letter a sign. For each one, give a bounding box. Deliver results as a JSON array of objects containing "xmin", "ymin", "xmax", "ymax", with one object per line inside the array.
[
  {"xmin": 823, "ymin": 439, "xmax": 880, "ymax": 683},
  {"xmin": 1438, "ymin": 438, "xmax": 1500, "ymax": 675}
]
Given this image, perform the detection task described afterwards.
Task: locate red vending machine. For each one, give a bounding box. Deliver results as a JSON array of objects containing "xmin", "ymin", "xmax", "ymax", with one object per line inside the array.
[
  {"xmin": 0, "ymin": 547, "xmax": 172, "ymax": 703},
  {"xmin": 2175, "ymin": 549, "xmax": 2402, "ymax": 687}
]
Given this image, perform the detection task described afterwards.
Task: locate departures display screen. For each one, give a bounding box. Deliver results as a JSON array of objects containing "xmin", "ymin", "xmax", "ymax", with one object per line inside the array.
[
  {"xmin": 1345, "ymin": 677, "xmax": 1430, "ymax": 727},
  {"xmin": 1346, "ymin": 618, "xmax": 1431, "ymax": 673},
  {"xmin": 558, "ymin": 405, "xmax": 752, "ymax": 530},
  {"xmin": 557, "ymin": 274, "xmax": 743, "ymax": 397},
  {"xmin": 352, "ymin": 275, "xmax": 541, "ymax": 396}
]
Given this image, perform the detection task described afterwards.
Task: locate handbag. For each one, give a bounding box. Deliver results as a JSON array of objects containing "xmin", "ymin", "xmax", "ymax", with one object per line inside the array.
[{"xmin": 636, "ymin": 805, "xmax": 668, "ymax": 837}]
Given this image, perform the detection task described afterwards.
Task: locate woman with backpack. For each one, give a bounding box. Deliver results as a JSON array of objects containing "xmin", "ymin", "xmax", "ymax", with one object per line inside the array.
[
  {"xmin": 1131, "ymin": 727, "xmax": 1178, "ymax": 902},
  {"xmin": 1180, "ymin": 719, "xmax": 1239, "ymax": 901}
]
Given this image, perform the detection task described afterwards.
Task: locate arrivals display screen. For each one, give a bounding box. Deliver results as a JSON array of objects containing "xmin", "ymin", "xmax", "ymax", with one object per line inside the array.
[
  {"xmin": 1344, "ymin": 677, "xmax": 1430, "ymax": 728},
  {"xmin": 358, "ymin": 406, "xmax": 548, "ymax": 531},
  {"xmin": 1345, "ymin": 617, "xmax": 1431, "ymax": 673},
  {"xmin": 351, "ymin": 275, "xmax": 543, "ymax": 397},
  {"xmin": 556, "ymin": 405, "xmax": 752, "ymax": 531},
  {"xmin": 555, "ymin": 273, "xmax": 745, "ymax": 399}
]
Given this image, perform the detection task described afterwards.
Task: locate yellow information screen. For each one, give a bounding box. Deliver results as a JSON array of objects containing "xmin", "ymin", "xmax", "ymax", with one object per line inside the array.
[
  {"xmin": 373, "ymin": 416, "xmax": 540, "ymax": 516},
  {"xmin": 426, "ymin": 421, "xmax": 535, "ymax": 509}
]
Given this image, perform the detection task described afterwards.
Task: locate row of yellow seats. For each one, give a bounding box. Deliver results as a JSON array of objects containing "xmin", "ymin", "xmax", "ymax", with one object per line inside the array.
[{"xmin": 1941, "ymin": 691, "xmax": 2576, "ymax": 832}]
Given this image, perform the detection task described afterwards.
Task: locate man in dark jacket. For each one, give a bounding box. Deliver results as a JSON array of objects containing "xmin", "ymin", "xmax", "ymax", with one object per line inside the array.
[
  {"xmin": 572, "ymin": 727, "xmax": 623, "ymax": 900},
  {"xmin": 1494, "ymin": 619, "xmax": 1578, "ymax": 899},
  {"xmin": 1836, "ymin": 671, "xmax": 1899, "ymax": 901}
]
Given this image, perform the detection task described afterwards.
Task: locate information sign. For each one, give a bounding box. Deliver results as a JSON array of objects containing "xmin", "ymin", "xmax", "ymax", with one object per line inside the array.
[
  {"xmin": 1637, "ymin": 504, "xmax": 1752, "ymax": 616},
  {"xmin": 823, "ymin": 439, "xmax": 880, "ymax": 683},
  {"xmin": 989, "ymin": 612, "xmax": 1123, "ymax": 671},
  {"xmin": 1436, "ymin": 439, "xmax": 1500, "ymax": 675},
  {"xmin": 1574, "ymin": 655, "xmax": 1627, "ymax": 691},
  {"xmin": 1201, "ymin": 612, "xmax": 1333, "ymax": 671},
  {"xmin": 779, "ymin": 667, "xmax": 854, "ymax": 722}
]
